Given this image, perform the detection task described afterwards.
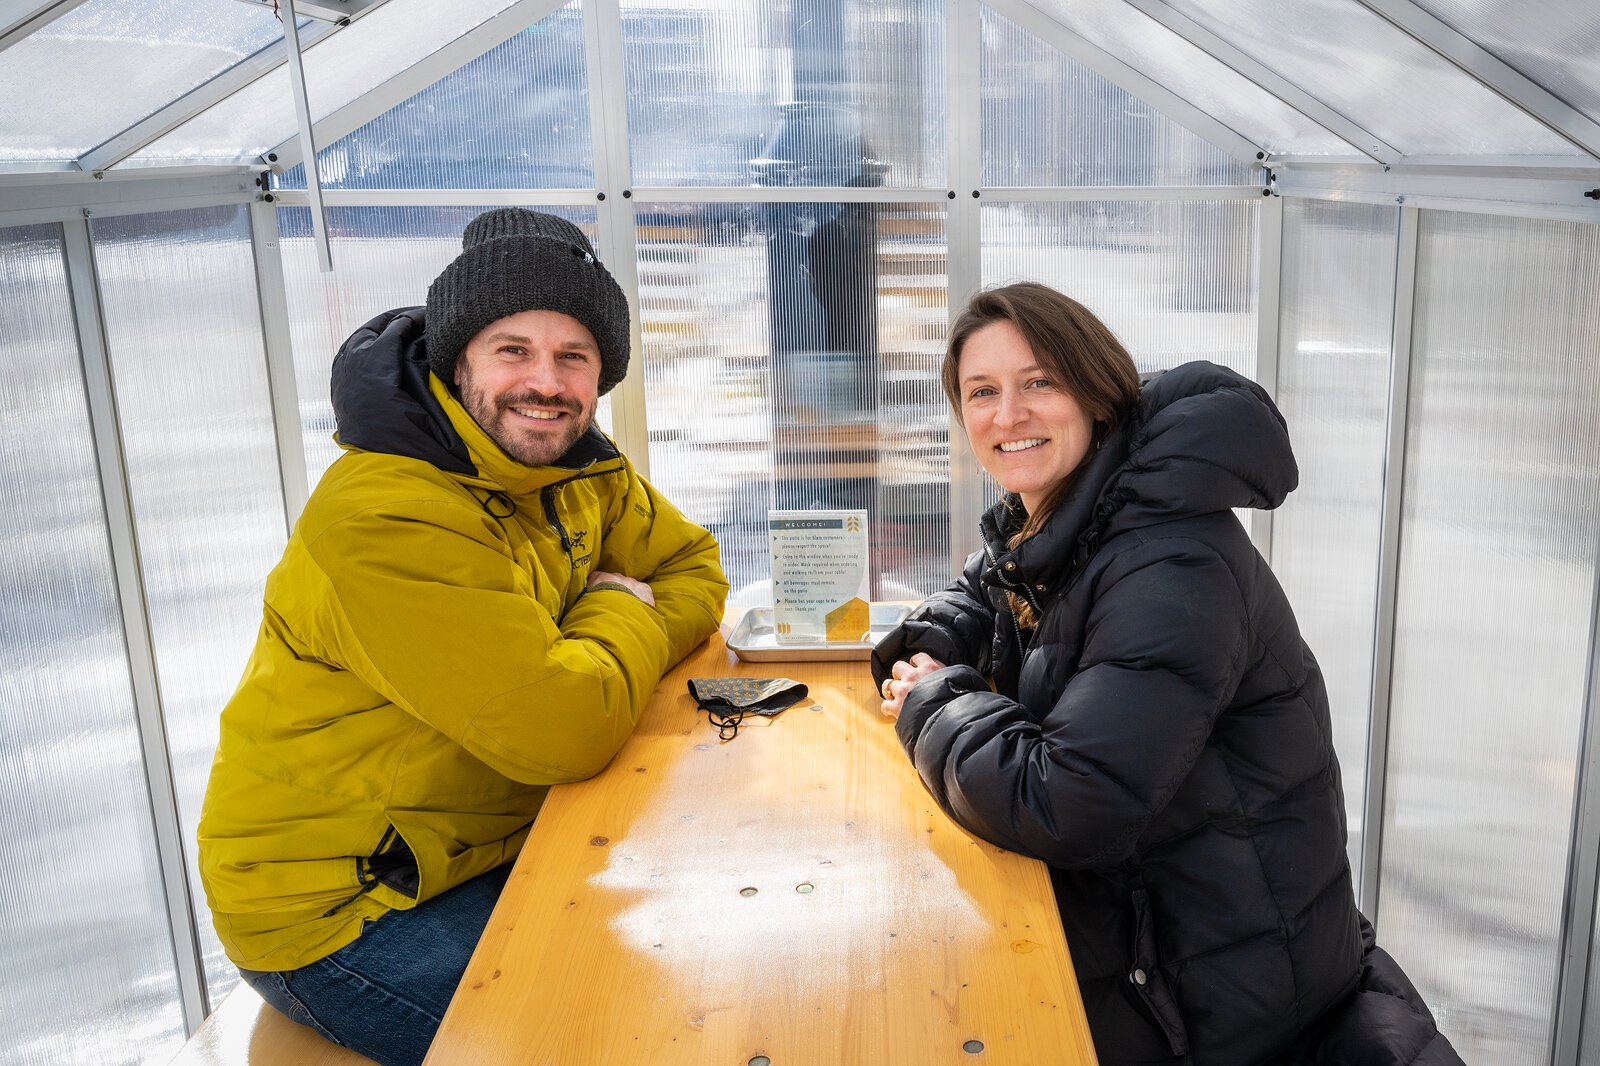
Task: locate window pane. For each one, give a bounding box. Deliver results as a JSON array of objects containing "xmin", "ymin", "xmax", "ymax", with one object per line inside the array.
[
  {"xmin": 636, "ymin": 201, "xmax": 950, "ymax": 602},
  {"xmin": 91, "ymin": 205, "xmax": 288, "ymax": 1008},
  {"xmin": 981, "ymin": 200, "xmax": 1258, "ymax": 376},
  {"xmin": 1161, "ymin": 0, "xmax": 1579, "ymax": 158},
  {"xmin": 1024, "ymin": 0, "xmax": 1352, "ymax": 156},
  {"xmin": 277, "ymin": 206, "xmax": 604, "ymax": 488},
  {"xmin": 1382, "ymin": 211, "xmax": 1600, "ymax": 1065},
  {"xmin": 0, "ymin": 0, "xmax": 290, "ymax": 163},
  {"xmin": 1272, "ymin": 199, "xmax": 1398, "ymax": 886},
  {"xmin": 982, "ymin": 7, "xmax": 1252, "ymax": 187},
  {"xmin": 278, "ymin": 2, "xmax": 591, "ymax": 190},
  {"xmin": 130, "ymin": 0, "xmax": 524, "ymax": 166},
  {"xmin": 1416, "ymin": 0, "xmax": 1600, "ymax": 137},
  {"xmin": 0, "ymin": 223, "xmax": 186, "ymax": 1063},
  {"xmin": 621, "ymin": 0, "xmax": 945, "ymax": 187}
]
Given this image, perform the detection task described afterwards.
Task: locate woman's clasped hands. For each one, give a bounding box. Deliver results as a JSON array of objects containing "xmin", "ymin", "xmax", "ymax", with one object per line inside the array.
[{"xmin": 878, "ymin": 651, "xmax": 947, "ymax": 720}]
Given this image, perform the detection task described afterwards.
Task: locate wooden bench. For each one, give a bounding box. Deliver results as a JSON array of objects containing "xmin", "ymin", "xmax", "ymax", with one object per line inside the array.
[{"xmin": 168, "ymin": 983, "xmax": 376, "ymax": 1065}]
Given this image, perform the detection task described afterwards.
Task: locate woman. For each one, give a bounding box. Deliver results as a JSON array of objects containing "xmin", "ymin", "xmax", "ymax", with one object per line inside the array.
[{"xmin": 873, "ymin": 283, "xmax": 1460, "ymax": 1065}]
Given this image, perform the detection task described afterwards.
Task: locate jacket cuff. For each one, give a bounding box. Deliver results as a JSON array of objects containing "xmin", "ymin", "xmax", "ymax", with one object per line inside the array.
[{"xmin": 894, "ymin": 664, "xmax": 988, "ymax": 752}]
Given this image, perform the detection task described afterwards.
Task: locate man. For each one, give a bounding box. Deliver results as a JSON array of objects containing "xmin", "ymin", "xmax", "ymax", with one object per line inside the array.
[{"xmin": 197, "ymin": 208, "xmax": 728, "ymax": 1066}]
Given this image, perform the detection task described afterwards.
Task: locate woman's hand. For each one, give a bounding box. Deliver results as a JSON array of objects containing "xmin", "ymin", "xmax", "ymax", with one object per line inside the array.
[{"xmin": 879, "ymin": 652, "xmax": 947, "ymax": 721}]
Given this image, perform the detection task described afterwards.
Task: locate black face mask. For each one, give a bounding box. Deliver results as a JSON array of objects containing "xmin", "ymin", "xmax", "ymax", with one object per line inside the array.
[{"xmin": 687, "ymin": 677, "xmax": 811, "ymax": 740}]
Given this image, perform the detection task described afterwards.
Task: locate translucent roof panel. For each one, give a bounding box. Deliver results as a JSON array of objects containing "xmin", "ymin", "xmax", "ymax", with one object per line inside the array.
[
  {"xmin": 277, "ymin": 3, "xmax": 591, "ymax": 190},
  {"xmin": 1416, "ymin": 0, "xmax": 1600, "ymax": 135},
  {"xmin": 0, "ymin": 0, "xmax": 292, "ymax": 164},
  {"xmin": 127, "ymin": 0, "xmax": 522, "ymax": 167},
  {"xmin": 1162, "ymin": 0, "xmax": 1584, "ymax": 158},
  {"xmin": 982, "ymin": 8, "xmax": 1253, "ymax": 187},
  {"xmin": 1027, "ymin": 0, "xmax": 1355, "ymax": 157},
  {"xmin": 621, "ymin": 0, "xmax": 946, "ymax": 188}
]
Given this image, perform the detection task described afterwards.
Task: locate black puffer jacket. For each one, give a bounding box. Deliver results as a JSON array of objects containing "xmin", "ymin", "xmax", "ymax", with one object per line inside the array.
[{"xmin": 874, "ymin": 362, "xmax": 1458, "ymax": 1065}]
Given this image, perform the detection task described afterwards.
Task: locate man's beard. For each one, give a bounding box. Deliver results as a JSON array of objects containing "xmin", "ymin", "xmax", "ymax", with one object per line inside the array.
[{"xmin": 459, "ymin": 376, "xmax": 594, "ymax": 467}]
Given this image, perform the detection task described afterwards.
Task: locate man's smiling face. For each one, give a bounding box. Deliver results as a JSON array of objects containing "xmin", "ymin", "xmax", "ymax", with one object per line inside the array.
[{"xmin": 455, "ymin": 309, "xmax": 601, "ymax": 467}]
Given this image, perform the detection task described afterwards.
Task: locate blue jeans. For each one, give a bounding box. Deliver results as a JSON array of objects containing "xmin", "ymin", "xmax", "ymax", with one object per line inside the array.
[{"xmin": 239, "ymin": 863, "xmax": 512, "ymax": 1066}]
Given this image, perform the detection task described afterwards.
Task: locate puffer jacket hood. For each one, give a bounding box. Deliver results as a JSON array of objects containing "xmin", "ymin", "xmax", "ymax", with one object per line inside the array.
[{"xmin": 330, "ymin": 307, "xmax": 619, "ymax": 480}]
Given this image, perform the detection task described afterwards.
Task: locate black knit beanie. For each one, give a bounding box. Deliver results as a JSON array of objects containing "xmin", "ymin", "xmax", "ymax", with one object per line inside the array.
[{"xmin": 425, "ymin": 208, "xmax": 630, "ymax": 394}]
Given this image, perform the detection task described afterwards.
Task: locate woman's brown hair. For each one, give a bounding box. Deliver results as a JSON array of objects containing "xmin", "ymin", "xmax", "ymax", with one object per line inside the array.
[{"xmin": 943, "ymin": 282, "xmax": 1142, "ymax": 626}]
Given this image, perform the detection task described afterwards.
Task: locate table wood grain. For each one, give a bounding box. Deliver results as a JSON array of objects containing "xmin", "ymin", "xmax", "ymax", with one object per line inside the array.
[{"xmin": 426, "ymin": 622, "xmax": 1098, "ymax": 1066}]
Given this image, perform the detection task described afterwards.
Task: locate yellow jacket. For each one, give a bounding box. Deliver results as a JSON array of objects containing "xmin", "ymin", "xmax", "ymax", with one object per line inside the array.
[{"xmin": 198, "ymin": 309, "xmax": 726, "ymax": 971}]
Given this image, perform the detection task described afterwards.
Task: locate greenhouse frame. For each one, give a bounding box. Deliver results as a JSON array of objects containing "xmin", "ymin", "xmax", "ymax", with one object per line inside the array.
[{"xmin": 2, "ymin": 0, "xmax": 1599, "ymax": 1063}]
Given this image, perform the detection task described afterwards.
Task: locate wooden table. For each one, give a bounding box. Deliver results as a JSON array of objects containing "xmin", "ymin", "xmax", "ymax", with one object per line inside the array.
[{"xmin": 426, "ymin": 622, "xmax": 1098, "ymax": 1066}]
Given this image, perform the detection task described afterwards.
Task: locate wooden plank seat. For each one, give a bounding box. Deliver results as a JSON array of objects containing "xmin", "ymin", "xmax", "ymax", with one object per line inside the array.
[{"xmin": 167, "ymin": 983, "xmax": 376, "ymax": 1065}]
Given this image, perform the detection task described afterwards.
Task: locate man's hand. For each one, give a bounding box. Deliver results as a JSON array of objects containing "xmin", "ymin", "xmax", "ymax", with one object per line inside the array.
[
  {"xmin": 879, "ymin": 652, "xmax": 946, "ymax": 721},
  {"xmin": 586, "ymin": 571, "xmax": 657, "ymax": 607}
]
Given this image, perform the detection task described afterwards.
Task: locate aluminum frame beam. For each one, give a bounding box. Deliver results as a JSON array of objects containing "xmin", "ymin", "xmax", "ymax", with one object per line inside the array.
[
  {"xmin": 983, "ymin": 184, "xmax": 1266, "ymax": 201},
  {"xmin": 233, "ymin": 0, "xmax": 388, "ymax": 23},
  {"xmin": 0, "ymin": 168, "xmax": 262, "ymax": 227},
  {"xmin": 248, "ymin": 200, "xmax": 311, "ymax": 527},
  {"xmin": 281, "ymin": 0, "xmax": 333, "ymax": 272},
  {"xmin": 1361, "ymin": 204, "xmax": 1418, "ymax": 916},
  {"xmin": 80, "ymin": 21, "xmax": 344, "ymax": 173},
  {"xmin": 1355, "ymin": 0, "xmax": 1600, "ymax": 162},
  {"xmin": 991, "ymin": 0, "xmax": 1264, "ymax": 167},
  {"xmin": 1120, "ymin": 0, "xmax": 1395, "ymax": 165},
  {"xmin": 582, "ymin": 0, "xmax": 649, "ymax": 471},
  {"xmin": 1551, "ymin": 528, "xmax": 1600, "ymax": 1066},
  {"xmin": 268, "ymin": 187, "xmax": 597, "ymax": 208},
  {"xmin": 1274, "ymin": 162, "xmax": 1600, "ymax": 224},
  {"xmin": 947, "ymin": 0, "xmax": 985, "ymax": 574},
  {"xmin": 61, "ymin": 217, "xmax": 212, "ymax": 1033},
  {"xmin": 264, "ymin": 0, "xmax": 570, "ymax": 173},
  {"xmin": 1250, "ymin": 192, "xmax": 1283, "ymax": 562},
  {"xmin": 0, "ymin": 0, "xmax": 89, "ymax": 54}
]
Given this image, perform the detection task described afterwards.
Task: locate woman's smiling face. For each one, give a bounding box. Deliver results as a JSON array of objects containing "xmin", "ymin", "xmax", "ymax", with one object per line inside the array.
[{"xmin": 957, "ymin": 318, "xmax": 1095, "ymax": 514}]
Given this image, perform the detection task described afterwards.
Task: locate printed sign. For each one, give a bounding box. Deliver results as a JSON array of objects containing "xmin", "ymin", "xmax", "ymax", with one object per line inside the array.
[{"xmin": 768, "ymin": 509, "xmax": 870, "ymax": 645}]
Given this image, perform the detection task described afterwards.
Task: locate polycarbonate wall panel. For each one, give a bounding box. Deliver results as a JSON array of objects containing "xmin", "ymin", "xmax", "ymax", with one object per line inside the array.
[
  {"xmin": 981, "ymin": 200, "xmax": 1258, "ymax": 376},
  {"xmin": 636, "ymin": 202, "xmax": 949, "ymax": 603},
  {"xmin": 92, "ymin": 204, "xmax": 287, "ymax": 1008},
  {"xmin": 1417, "ymin": 0, "xmax": 1600, "ymax": 135},
  {"xmin": 621, "ymin": 0, "xmax": 945, "ymax": 187},
  {"xmin": 279, "ymin": 3, "xmax": 591, "ymax": 190},
  {"xmin": 1160, "ymin": 0, "xmax": 1580, "ymax": 157},
  {"xmin": 278, "ymin": 206, "xmax": 603, "ymax": 487},
  {"xmin": 130, "ymin": 0, "xmax": 521, "ymax": 165},
  {"xmin": 1024, "ymin": 0, "xmax": 1353, "ymax": 156},
  {"xmin": 0, "ymin": 224, "xmax": 185, "ymax": 1063},
  {"xmin": 0, "ymin": 0, "xmax": 289, "ymax": 163},
  {"xmin": 1271, "ymin": 199, "xmax": 1397, "ymax": 885},
  {"xmin": 981, "ymin": 8, "xmax": 1252, "ymax": 187},
  {"xmin": 1382, "ymin": 211, "xmax": 1600, "ymax": 1065}
]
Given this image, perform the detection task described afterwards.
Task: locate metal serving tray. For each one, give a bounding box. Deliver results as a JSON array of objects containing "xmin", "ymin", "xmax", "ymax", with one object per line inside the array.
[{"xmin": 727, "ymin": 603, "xmax": 912, "ymax": 662}]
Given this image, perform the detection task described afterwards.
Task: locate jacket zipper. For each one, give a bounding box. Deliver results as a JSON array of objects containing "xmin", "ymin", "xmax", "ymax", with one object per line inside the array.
[
  {"xmin": 538, "ymin": 465, "xmax": 623, "ymax": 571},
  {"xmin": 319, "ymin": 825, "xmax": 398, "ymax": 917}
]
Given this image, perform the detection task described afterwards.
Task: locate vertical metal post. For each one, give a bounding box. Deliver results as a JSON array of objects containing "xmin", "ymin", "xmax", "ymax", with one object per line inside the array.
[
  {"xmin": 583, "ymin": 0, "xmax": 649, "ymax": 474},
  {"xmin": 1253, "ymin": 192, "xmax": 1284, "ymax": 562},
  {"xmin": 946, "ymin": 0, "xmax": 984, "ymax": 574},
  {"xmin": 280, "ymin": 0, "xmax": 334, "ymax": 273},
  {"xmin": 1361, "ymin": 204, "xmax": 1420, "ymax": 917},
  {"xmin": 249, "ymin": 200, "xmax": 311, "ymax": 527},
  {"xmin": 1551, "ymin": 527, "xmax": 1600, "ymax": 1064},
  {"xmin": 61, "ymin": 217, "xmax": 210, "ymax": 1032}
]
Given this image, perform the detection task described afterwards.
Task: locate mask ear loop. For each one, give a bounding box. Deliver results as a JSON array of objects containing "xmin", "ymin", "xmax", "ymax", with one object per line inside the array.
[{"xmin": 707, "ymin": 707, "xmax": 745, "ymax": 741}]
